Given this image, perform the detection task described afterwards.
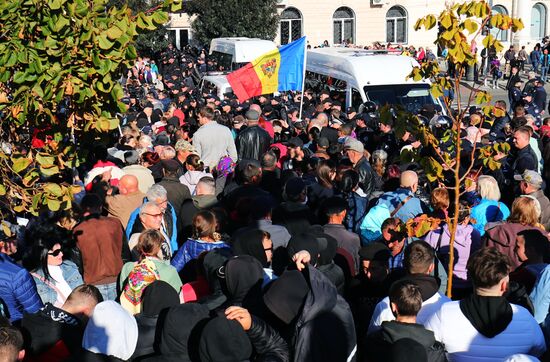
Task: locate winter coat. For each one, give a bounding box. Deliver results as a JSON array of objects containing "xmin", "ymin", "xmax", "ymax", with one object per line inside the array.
[
  {"xmin": 529, "ymin": 264, "xmax": 550, "ymax": 323},
  {"xmin": 317, "ymin": 263, "xmax": 346, "ymax": 295},
  {"xmin": 291, "ymin": 266, "xmax": 357, "ymax": 362},
  {"xmin": 343, "ymin": 191, "xmax": 368, "ymax": 235},
  {"xmin": 20, "ymin": 303, "xmax": 83, "ymax": 361},
  {"xmin": 31, "ymin": 261, "xmax": 83, "ymax": 306},
  {"xmin": 368, "ymin": 274, "xmax": 450, "ymax": 335},
  {"xmin": 0, "ymin": 253, "xmax": 42, "ymax": 322},
  {"xmin": 157, "ymin": 176, "xmax": 191, "ymax": 211},
  {"xmin": 470, "ymin": 199, "xmax": 510, "ymax": 236},
  {"xmin": 170, "ymin": 239, "xmax": 230, "ymax": 273},
  {"xmin": 354, "ymin": 157, "xmax": 378, "ymax": 199},
  {"xmin": 376, "ymin": 188, "xmax": 425, "ymax": 223},
  {"xmin": 484, "ymin": 222, "xmax": 545, "ymax": 271},
  {"xmin": 425, "ymin": 299, "xmax": 546, "ymax": 361},
  {"xmin": 247, "ymin": 316, "xmax": 290, "ymax": 362},
  {"xmin": 179, "ymin": 170, "xmax": 212, "ymax": 195},
  {"xmin": 236, "ymin": 125, "xmax": 272, "ymax": 161},
  {"xmin": 424, "ymin": 224, "xmax": 482, "ymax": 288},
  {"xmin": 365, "ymin": 321, "xmax": 446, "ymax": 362},
  {"xmin": 178, "ymin": 195, "xmax": 218, "ymax": 241},
  {"xmin": 126, "ymin": 200, "xmax": 179, "ymax": 253}
]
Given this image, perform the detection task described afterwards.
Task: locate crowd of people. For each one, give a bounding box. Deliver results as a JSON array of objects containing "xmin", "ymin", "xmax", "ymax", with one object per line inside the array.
[{"xmin": 2, "ymin": 42, "xmax": 550, "ymax": 362}]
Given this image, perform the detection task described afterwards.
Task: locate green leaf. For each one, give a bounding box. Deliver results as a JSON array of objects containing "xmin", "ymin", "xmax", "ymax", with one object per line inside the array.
[
  {"xmin": 12, "ymin": 158, "xmax": 32, "ymax": 173},
  {"xmin": 0, "ymin": 185, "xmax": 5, "ymax": 196},
  {"xmin": 463, "ymin": 19, "xmax": 478, "ymax": 34},
  {"xmin": 106, "ymin": 26, "xmax": 123, "ymax": 40},
  {"xmin": 49, "ymin": 0, "xmax": 63, "ymax": 10},
  {"xmin": 126, "ymin": 45, "xmax": 137, "ymax": 60},
  {"xmin": 152, "ymin": 11, "xmax": 169, "ymax": 24},
  {"xmin": 44, "ymin": 183, "xmax": 63, "ymax": 197},
  {"xmin": 39, "ymin": 164, "xmax": 60, "ymax": 177},
  {"xmin": 47, "ymin": 198, "xmax": 61, "ymax": 211},
  {"xmin": 98, "ymin": 34, "xmax": 114, "ymax": 50}
]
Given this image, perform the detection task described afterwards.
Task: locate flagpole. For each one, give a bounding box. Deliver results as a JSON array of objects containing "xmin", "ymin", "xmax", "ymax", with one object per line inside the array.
[{"xmin": 298, "ymin": 37, "xmax": 307, "ymax": 121}]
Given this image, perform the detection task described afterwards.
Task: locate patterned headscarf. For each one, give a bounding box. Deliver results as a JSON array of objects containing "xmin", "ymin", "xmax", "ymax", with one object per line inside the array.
[{"xmin": 121, "ymin": 258, "xmax": 160, "ymax": 315}]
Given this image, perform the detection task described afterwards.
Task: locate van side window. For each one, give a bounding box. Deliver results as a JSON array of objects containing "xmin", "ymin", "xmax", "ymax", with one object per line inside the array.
[
  {"xmin": 351, "ymin": 88, "xmax": 362, "ymax": 109},
  {"xmin": 327, "ymin": 76, "xmax": 347, "ymax": 106}
]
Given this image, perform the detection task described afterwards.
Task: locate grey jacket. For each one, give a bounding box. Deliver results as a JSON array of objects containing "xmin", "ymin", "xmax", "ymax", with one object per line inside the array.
[{"xmin": 192, "ymin": 121, "xmax": 238, "ymax": 169}]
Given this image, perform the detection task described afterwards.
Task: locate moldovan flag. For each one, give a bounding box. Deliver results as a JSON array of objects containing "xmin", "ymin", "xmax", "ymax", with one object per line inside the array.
[{"xmin": 227, "ymin": 37, "xmax": 306, "ymax": 102}]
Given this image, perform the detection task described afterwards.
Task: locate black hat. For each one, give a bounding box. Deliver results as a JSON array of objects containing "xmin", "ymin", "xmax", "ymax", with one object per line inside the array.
[
  {"xmin": 143, "ymin": 102, "xmax": 154, "ymax": 109},
  {"xmin": 284, "ymin": 177, "xmax": 306, "ymax": 199},
  {"xmin": 317, "ymin": 137, "xmax": 330, "ymax": 148},
  {"xmin": 263, "ymin": 270, "xmax": 309, "ymax": 324}
]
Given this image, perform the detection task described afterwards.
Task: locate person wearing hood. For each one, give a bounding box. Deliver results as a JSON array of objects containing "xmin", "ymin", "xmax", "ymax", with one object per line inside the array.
[
  {"xmin": 75, "ymin": 301, "xmax": 139, "ymax": 362},
  {"xmin": 131, "ymin": 281, "xmax": 180, "ymax": 360},
  {"xmin": 232, "ymin": 229, "xmax": 277, "ymax": 285},
  {"xmin": 217, "ymin": 255, "xmax": 265, "ymax": 318},
  {"xmin": 368, "ymin": 241, "xmax": 450, "ymax": 335},
  {"xmin": 262, "ymin": 265, "xmax": 357, "ymax": 361},
  {"xmin": 179, "ymin": 154, "xmax": 212, "ymax": 196},
  {"xmin": 20, "ymin": 284, "xmax": 103, "ymax": 362},
  {"xmin": 364, "ymin": 280, "xmax": 446, "ymax": 362},
  {"xmin": 155, "ymin": 303, "xmax": 210, "ymax": 362},
  {"xmin": 425, "ymin": 248, "xmax": 546, "ymax": 361},
  {"xmin": 272, "ymin": 177, "xmax": 317, "ymax": 236},
  {"xmin": 178, "ymin": 176, "xmax": 219, "ymax": 241},
  {"xmin": 308, "ymin": 225, "xmax": 345, "ymax": 295},
  {"xmin": 198, "ymin": 316, "xmax": 253, "ymax": 362},
  {"xmin": 198, "ymin": 248, "xmax": 233, "ymax": 311}
]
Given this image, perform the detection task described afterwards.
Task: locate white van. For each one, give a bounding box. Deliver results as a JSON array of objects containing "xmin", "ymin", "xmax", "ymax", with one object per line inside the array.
[
  {"xmin": 200, "ymin": 75, "xmax": 233, "ymax": 101},
  {"xmin": 209, "ymin": 37, "xmax": 278, "ymax": 71},
  {"xmin": 306, "ymin": 47, "xmax": 443, "ymax": 114}
]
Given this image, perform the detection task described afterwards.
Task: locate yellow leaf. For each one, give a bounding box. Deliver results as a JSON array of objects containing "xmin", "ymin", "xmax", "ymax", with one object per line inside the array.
[{"xmin": 441, "ymin": 12, "xmax": 452, "ymax": 29}]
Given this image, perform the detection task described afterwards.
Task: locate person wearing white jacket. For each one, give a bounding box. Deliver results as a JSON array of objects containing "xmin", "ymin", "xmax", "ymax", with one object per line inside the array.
[
  {"xmin": 179, "ymin": 154, "xmax": 212, "ymax": 196},
  {"xmin": 368, "ymin": 240, "xmax": 450, "ymax": 335},
  {"xmin": 425, "ymin": 248, "xmax": 546, "ymax": 362}
]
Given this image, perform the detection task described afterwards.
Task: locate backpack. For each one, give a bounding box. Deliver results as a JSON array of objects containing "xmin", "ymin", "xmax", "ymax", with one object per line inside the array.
[{"xmin": 120, "ymin": 258, "xmax": 160, "ymax": 315}]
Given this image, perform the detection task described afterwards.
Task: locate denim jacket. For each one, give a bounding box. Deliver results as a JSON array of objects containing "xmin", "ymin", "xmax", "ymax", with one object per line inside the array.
[{"xmin": 32, "ymin": 260, "xmax": 83, "ymax": 305}]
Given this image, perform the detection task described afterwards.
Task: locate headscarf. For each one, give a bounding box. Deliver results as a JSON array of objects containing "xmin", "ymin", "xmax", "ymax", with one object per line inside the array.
[
  {"xmin": 232, "ymin": 228, "xmax": 269, "ymax": 267},
  {"xmin": 141, "ymin": 280, "xmax": 180, "ymax": 317},
  {"xmin": 82, "ymin": 301, "xmax": 138, "ymax": 361},
  {"xmin": 263, "ymin": 270, "xmax": 310, "ymax": 325},
  {"xmin": 219, "ymin": 255, "xmax": 264, "ymax": 306},
  {"xmin": 198, "ymin": 317, "xmax": 252, "ymax": 362},
  {"xmin": 159, "ymin": 303, "xmax": 210, "ymax": 362},
  {"xmin": 199, "ymin": 248, "xmax": 233, "ymax": 310}
]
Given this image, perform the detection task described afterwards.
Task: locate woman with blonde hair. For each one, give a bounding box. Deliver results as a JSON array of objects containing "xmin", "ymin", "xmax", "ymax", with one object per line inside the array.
[
  {"xmin": 484, "ymin": 196, "xmax": 546, "ymax": 270},
  {"xmin": 470, "ymin": 175, "xmax": 510, "ymax": 236}
]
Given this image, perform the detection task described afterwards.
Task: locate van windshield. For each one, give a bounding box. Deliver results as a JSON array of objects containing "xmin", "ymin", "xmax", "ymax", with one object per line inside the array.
[{"xmin": 364, "ymin": 84, "xmax": 436, "ymax": 114}]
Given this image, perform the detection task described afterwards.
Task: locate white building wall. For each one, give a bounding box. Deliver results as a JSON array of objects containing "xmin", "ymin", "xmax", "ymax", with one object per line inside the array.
[{"xmin": 167, "ymin": 0, "xmax": 550, "ymax": 50}]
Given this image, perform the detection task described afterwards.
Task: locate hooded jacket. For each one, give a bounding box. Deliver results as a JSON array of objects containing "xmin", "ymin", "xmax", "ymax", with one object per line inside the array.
[
  {"xmin": 484, "ymin": 222, "xmax": 543, "ymax": 271},
  {"xmin": 424, "ymin": 223, "xmax": 482, "ymax": 288},
  {"xmin": 424, "ymin": 297, "xmax": 546, "ymax": 361},
  {"xmin": 365, "ymin": 321, "xmax": 446, "ymax": 362},
  {"xmin": 81, "ymin": 301, "xmax": 139, "ymax": 361},
  {"xmin": 178, "ymin": 195, "xmax": 218, "ymax": 240},
  {"xmin": 265, "ymin": 266, "xmax": 357, "ymax": 362},
  {"xmin": 179, "ymin": 170, "xmax": 212, "ymax": 196},
  {"xmin": 368, "ymin": 274, "xmax": 450, "ymax": 335}
]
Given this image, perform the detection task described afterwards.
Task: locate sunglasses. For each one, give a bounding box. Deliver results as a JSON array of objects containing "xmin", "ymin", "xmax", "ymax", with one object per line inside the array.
[
  {"xmin": 48, "ymin": 249, "xmax": 63, "ymax": 257},
  {"xmin": 144, "ymin": 213, "xmax": 163, "ymax": 218}
]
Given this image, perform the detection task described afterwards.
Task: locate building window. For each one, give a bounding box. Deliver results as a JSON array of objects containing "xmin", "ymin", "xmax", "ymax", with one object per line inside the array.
[
  {"xmin": 333, "ymin": 7, "xmax": 355, "ymax": 45},
  {"xmin": 491, "ymin": 5, "xmax": 509, "ymax": 42},
  {"xmin": 386, "ymin": 6, "xmax": 407, "ymax": 44},
  {"xmin": 280, "ymin": 7, "xmax": 302, "ymax": 45},
  {"xmin": 532, "ymin": 3, "xmax": 547, "ymax": 41}
]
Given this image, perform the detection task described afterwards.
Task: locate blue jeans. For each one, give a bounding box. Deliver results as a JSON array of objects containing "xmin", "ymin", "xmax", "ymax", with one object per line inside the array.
[
  {"xmin": 94, "ymin": 282, "xmax": 117, "ymax": 301},
  {"xmin": 542, "ymin": 66, "xmax": 548, "ymax": 81}
]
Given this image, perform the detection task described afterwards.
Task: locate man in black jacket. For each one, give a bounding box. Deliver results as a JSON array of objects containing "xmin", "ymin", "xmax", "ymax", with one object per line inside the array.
[
  {"xmin": 364, "ymin": 280, "xmax": 446, "ymax": 362},
  {"xmin": 344, "ymin": 138, "xmax": 378, "ymax": 198},
  {"xmin": 236, "ymin": 109, "xmax": 272, "ymax": 161},
  {"xmin": 19, "ymin": 285, "xmax": 103, "ymax": 361}
]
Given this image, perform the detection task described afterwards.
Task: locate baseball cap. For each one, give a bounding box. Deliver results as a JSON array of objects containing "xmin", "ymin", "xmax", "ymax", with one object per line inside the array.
[
  {"xmin": 175, "ymin": 139, "xmax": 197, "ymax": 153},
  {"xmin": 514, "ymin": 170, "xmax": 543, "ymax": 188},
  {"xmin": 343, "ymin": 138, "xmax": 364, "ymax": 153}
]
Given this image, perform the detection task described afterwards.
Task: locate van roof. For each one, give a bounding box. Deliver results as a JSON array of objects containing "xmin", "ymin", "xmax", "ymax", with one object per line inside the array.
[
  {"xmin": 209, "ymin": 38, "xmax": 277, "ymax": 63},
  {"xmin": 307, "ymin": 47, "xmax": 429, "ymax": 87}
]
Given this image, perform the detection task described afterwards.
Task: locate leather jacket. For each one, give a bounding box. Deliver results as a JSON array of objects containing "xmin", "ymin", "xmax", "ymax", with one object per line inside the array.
[
  {"xmin": 354, "ymin": 157, "xmax": 378, "ymax": 199},
  {"xmin": 236, "ymin": 125, "xmax": 272, "ymax": 161}
]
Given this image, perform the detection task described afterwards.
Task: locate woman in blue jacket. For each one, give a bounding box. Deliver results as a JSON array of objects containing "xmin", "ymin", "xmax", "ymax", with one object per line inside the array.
[{"xmin": 23, "ymin": 224, "xmax": 83, "ymax": 307}]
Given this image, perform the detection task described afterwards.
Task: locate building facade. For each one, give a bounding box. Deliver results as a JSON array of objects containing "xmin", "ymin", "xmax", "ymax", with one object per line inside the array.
[{"xmin": 166, "ymin": 1, "xmax": 550, "ymax": 51}]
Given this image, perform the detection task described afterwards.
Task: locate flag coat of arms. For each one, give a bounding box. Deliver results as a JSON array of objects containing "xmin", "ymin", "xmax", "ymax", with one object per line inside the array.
[{"xmin": 227, "ymin": 37, "xmax": 306, "ymax": 102}]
